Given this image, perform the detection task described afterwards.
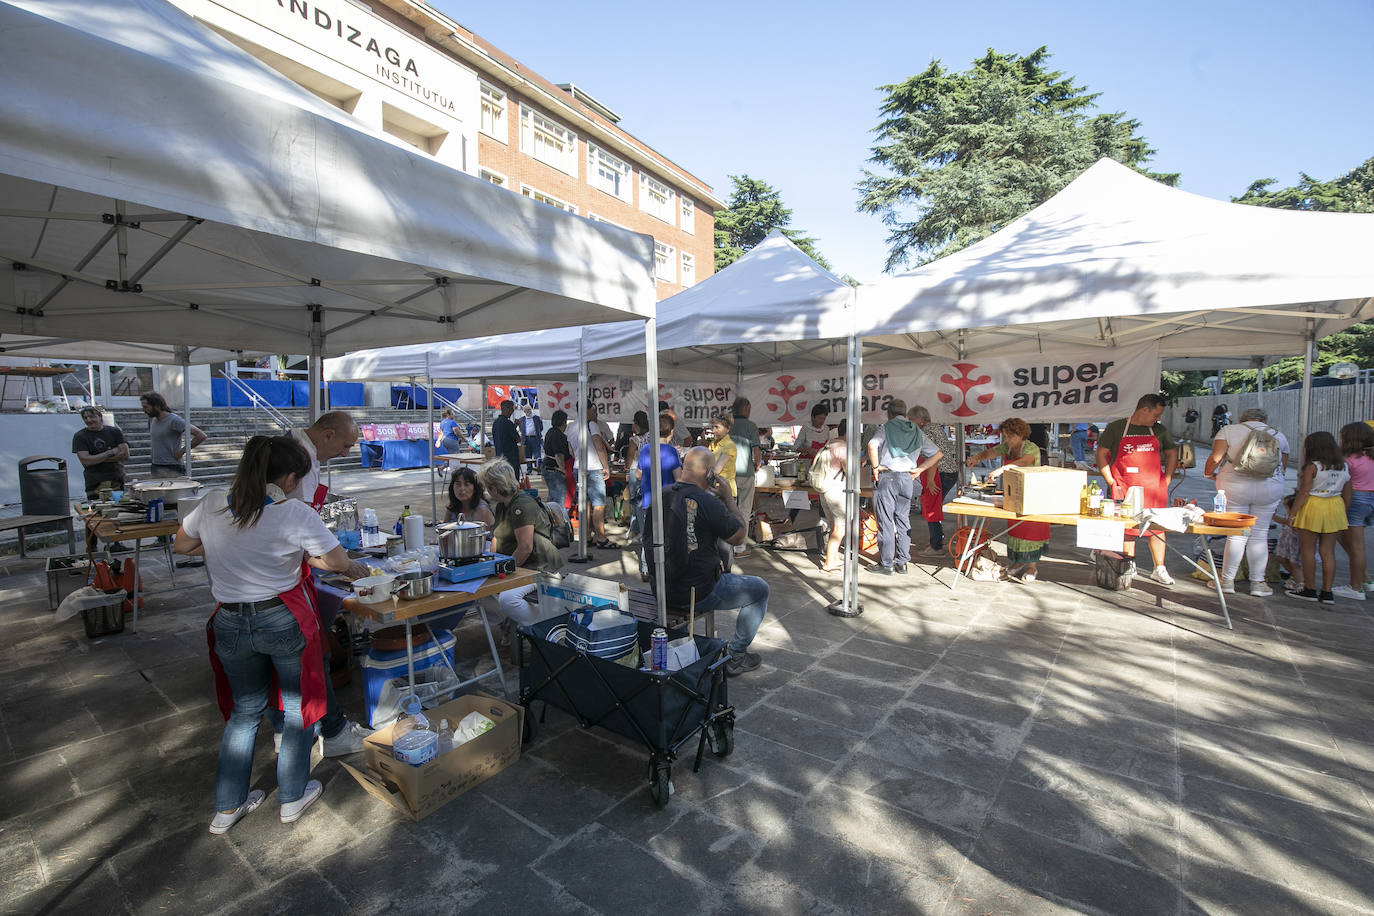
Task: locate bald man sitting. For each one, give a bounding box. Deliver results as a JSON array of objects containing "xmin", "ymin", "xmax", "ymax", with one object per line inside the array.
[
  {"xmin": 649, "ymin": 446, "xmax": 767, "ymax": 676},
  {"xmin": 286, "ymin": 411, "xmax": 360, "ymax": 507}
]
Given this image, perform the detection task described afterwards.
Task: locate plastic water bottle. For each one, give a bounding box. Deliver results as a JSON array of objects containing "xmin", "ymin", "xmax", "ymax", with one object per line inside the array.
[
  {"xmin": 361, "ymin": 508, "xmax": 380, "ymax": 548},
  {"xmin": 435, "ymin": 718, "xmax": 453, "ymax": 755},
  {"xmin": 1214, "ymin": 490, "xmax": 1227, "ymax": 513},
  {"xmin": 391, "ymin": 697, "xmax": 436, "ymax": 766}
]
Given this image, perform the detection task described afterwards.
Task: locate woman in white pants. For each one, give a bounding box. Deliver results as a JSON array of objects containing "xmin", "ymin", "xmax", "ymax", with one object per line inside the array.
[
  {"xmin": 476, "ymin": 459, "xmax": 562, "ymax": 626},
  {"xmin": 1204, "ymin": 407, "xmax": 1290, "ymax": 597}
]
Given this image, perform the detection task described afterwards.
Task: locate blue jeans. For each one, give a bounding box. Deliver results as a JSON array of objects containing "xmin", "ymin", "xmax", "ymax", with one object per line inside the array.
[
  {"xmin": 213, "ymin": 604, "xmax": 313, "ymax": 809},
  {"xmin": 875, "ymin": 470, "xmax": 914, "ymax": 567},
  {"xmin": 1070, "ymin": 430, "xmax": 1088, "ymax": 463},
  {"xmin": 586, "ymin": 469, "xmax": 607, "ymax": 508},
  {"xmin": 542, "ymin": 468, "xmax": 567, "ymax": 508},
  {"xmin": 440, "ymin": 435, "xmax": 464, "ymax": 454},
  {"xmin": 265, "ymin": 654, "xmax": 345, "ymax": 741},
  {"xmin": 523, "ymin": 435, "xmax": 541, "ymax": 465},
  {"xmin": 692, "ymin": 573, "xmax": 768, "ymax": 655}
]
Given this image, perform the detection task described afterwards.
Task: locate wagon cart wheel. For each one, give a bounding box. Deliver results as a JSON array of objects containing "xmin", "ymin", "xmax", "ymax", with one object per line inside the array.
[
  {"xmin": 648, "ymin": 761, "xmax": 672, "ymax": 809},
  {"xmin": 707, "ymin": 719, "xmax": 734, "ymax": 758}
]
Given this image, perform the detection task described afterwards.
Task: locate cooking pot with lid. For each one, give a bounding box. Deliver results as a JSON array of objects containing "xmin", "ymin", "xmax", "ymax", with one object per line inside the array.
[
  {"xmin": 436, "ymin": 520, "xmax": 487, "ymax": 559},
  {"xmin": 129, "ymin": 477, "xmax": 202, "ymax": 505}
]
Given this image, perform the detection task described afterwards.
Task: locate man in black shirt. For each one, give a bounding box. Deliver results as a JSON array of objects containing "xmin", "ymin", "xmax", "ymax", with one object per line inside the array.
[
  {"xmin": 651, "ymin": 447, "xmax": 767, "ymax": 676},
  {"xmin": 72, "ymin": 407, "xmax": 129, "ymax": 498},
  {"xmin": 491, "ymin": 399, "xmax": 522, "ymax": 472}
]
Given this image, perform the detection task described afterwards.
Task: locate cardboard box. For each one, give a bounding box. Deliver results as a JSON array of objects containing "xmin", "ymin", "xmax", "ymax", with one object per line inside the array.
[
  {"xmin": 341, "ymin": 693, "xmax": 523, "ymax": 821},
  {"xmin": 1003, "ymin": 466, "xmax": 1087, "ymax": 516}
]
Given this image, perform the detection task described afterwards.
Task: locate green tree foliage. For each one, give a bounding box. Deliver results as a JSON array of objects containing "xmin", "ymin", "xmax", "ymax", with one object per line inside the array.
[
  {"xmin": 713, "ymin": 175, "xmax": 832, "ymax": 272},
  {"xmin": 1234, "ymin": 156, "xmax": 1374, "ymax": 212},
  {"xmin": 858, "ymin": 47, "xmax": 1178, "ymax": 270}
]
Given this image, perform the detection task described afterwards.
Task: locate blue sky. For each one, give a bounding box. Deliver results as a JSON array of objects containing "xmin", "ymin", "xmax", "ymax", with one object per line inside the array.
[{"xmin": 431, "ymin": 0, "xmax": 1374, "ymax": 284}]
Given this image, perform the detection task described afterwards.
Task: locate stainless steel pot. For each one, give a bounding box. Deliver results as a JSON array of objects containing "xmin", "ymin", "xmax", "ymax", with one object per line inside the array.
[
  {"xmin": 395, "ymin": 574, "xmax": 433, "ymax": 600},
  {"xmin": 776, "ymin": 459, "xmax": 800, "ymax": 478},
  {"xmin": 436, "ymin": 521, "xmax": 487, "ymax": 559},
  {"xmin": 130, "ymin": 477, "xmax": 202, "ymax": 505}
]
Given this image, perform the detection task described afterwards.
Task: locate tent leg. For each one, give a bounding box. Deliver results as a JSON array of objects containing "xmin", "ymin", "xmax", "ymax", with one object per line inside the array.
[
  {"xmin": 1298, "ymin": 321, "xmax": 1314, "ymax": 464},
  {"xmin": 645, "ymin": 319, "xmax": 667, "ymax": 626},
  {"xmin": 178, "ymin": 347, "xmax": 193, "ymax": 479},
  {"xmin": 829, "ymin": 328, "xmax": 863, "ymax": 617},
  {"xmin": 308, "ymin": 313, "xmax": 323, "ymax": 424},
  {"xmin": 567, "ymin": 350, "xmax": 593, "ymax": 564},
  {"xmin": 427, "ymin": 357, "xmax": 437, "ymax": 527}
]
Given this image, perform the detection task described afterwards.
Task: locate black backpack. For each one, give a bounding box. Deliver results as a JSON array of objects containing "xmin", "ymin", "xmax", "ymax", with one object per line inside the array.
[{"xmin": 648, "ymin": 482, "xmax": 698, "ymax": 586}]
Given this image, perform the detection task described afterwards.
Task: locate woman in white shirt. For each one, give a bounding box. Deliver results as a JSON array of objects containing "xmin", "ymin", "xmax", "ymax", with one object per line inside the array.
[
  {"xmin": 1203, "ymin": 407, "xmax": 1290, "ymax": 597},
  {"xmin": 176, "ymin": 436, "xmax": 369, "ymax": 835}
]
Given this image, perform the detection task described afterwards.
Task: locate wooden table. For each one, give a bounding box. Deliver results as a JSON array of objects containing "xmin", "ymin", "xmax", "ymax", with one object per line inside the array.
[
  {"xmin": 944, "ymin": 499, "xmax": 1251, "ymax": 628},
  {"xmin": 0, "ymin": 513, "xmax": 75, "ymax": 556},
  {"xmin": 83, "ymin": 514, "xmax": 206, "ymax": 633},
  {"xmin": 343, "ymin": 567, "xmax": 539, "ymax": 699}
]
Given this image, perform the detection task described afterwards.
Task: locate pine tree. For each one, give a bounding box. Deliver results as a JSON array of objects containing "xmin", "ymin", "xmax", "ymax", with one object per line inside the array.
[{"xmin": 713, "ymin": 175, "xmax": 831, "ymax": 272}]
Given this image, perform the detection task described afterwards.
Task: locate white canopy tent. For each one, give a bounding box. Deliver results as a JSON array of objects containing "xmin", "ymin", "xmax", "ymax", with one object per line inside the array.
[{"xmin": 0, "ymin": 0, "xmax": 656, "ymax": 410}]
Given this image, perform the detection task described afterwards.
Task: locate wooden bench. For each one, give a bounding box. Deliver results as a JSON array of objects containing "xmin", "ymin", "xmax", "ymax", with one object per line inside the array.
[
  {"xmin": 0, "ymin": 514, "xmax": 76, "ymax": 557},
  {"xmin": 626, "ymin": 587, "xmax": 715, "ymax": 639}
]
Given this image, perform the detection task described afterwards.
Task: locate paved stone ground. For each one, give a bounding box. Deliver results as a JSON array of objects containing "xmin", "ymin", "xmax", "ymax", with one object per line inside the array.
[{"xmin": 3, "ymin": 467, "xmax": 1373, "ymax": 914}]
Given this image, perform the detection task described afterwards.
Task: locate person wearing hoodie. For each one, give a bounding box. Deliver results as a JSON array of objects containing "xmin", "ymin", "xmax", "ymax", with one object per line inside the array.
[{"xmin": 866, "ymin": 398, "xmax": 942, "ymax": 575}]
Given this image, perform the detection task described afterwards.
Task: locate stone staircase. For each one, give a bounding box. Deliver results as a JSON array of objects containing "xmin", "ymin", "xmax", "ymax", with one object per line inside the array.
[{"xmin": 109, "ymin": 406, "xmax": 441, "ymax": 487}]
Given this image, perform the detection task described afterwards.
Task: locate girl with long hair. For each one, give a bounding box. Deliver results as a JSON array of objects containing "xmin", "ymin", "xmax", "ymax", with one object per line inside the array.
[
  {"xmin": 445, "ymin": 465, "xmax": 495, "ymax": 527},
  {"xmin": 175, "ymin": 436, "xmax": 369, "ymax": 834},
  {"xmin": 1289, "ymin": 430, "xmax": 1351, "ymax": 604}
]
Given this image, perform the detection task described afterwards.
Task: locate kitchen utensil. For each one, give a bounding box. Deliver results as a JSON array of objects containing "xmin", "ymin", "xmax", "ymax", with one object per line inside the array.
[
  {"xmin": 436, "ymin": 520, "xmax": 487, "ymax": 559},
  {"xmin": 129, "ymin": 477, "xmax": 201, "ymax": 505},
  {"xmin": 1202, "ymin": 512, "xmax": 1256, "ymax": 529},
  {"xmin": 351, "ymin": 573, "xmax": 396, "ymax": 604},
  {"xmin": 396, "ymin": 574, "xmax": 433, "ymax": 600}
]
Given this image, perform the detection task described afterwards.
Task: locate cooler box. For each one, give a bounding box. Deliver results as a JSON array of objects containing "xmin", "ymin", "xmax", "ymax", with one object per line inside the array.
[
  {"xmin": 1003, "ymin": 466, "xmax": 1087, "ymax": 515},
  {"xmin": 361, "ymin": 627, "xmax": 456, "ymax": 727}
]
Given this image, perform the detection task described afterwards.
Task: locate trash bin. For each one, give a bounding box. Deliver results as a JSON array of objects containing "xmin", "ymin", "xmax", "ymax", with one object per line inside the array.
[{"xmin": 19, "ymin": 455, "xmax": 70, "ymax": 535}]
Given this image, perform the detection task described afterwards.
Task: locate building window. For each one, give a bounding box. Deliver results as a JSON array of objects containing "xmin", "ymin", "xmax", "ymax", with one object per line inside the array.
[
  {"xmin": 681, "ymin": 252, "xmax": 695, "ymax": 287},
  {"xmin": 640, "ymin": 173, "xmax": 676, "ymax": 225},
  {"xmin": 588, "ymin": 213, "xmax": 630, "ymax": 231},
  {"xmin": 479, "ymin": 83, "xmax": 507, "ymax": 141},
  {"xmin": 521, "ymin": 184, "xmax": 577, "ymax": 214},
  {"xmin": 520, "ymin": 106, "xmax": 577, "ymax": 176},
  {"xmin": 680, "ymin": 197, "xmax": 694, "ymax": 235},
  {"xmin": 479, "ymin": 168, "xmax": 507, "ymax": 187},
  {"xmin": 587, "ymin": 144, "xmax": 632, "ymax": 202},
  {"xmin": 654, "ymin": 241, "xmax": 676, "ymax": 282}
]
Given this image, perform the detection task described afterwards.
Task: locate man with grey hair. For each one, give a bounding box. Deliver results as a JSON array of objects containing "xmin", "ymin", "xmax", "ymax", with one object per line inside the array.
[
  {"xmin": 867, "ymin": 398, "xmax": 942, "ymax": 574},
  {"xmin": 729, "ymin": 396, "xmax": 762, "ymax": 557}
]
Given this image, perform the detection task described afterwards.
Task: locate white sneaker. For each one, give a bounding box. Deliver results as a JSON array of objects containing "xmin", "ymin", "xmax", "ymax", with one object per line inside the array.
[
  {"xmin": 1249, "ymin": 582, "xmax": 1273, "ymax": 597},
  {"xmin": 322, "ymin": 720, "xmax": 374, "ymax": 757},
  {"xmin": 280, "ymin": 780, "xmax": 322, "ymax": 824},
  {"xmin": 1149, "ymin": 566, "xmax": 1175, "ymax": 586},
  {"xmin": 1219, "ymin": 578, "xmax": 1236, "ymax": 594},
  {"xmin": 209, "ymin": 789, "xmax": 265, "ymax": 835},
  {"xmin": 1332, "ymin": 585, "xmax": 1367, "ymax": 601}
]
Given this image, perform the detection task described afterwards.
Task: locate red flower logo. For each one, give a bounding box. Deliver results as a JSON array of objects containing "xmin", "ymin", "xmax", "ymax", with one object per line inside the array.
[
  {"xmin": 937, "ymin": 362, "xmax": 994, "ymax": 417},
  {"xmin": 765, "ymin": 375, "xmax": 807, "ymax": 423},
  {"xmin": 545, "ymin": 382, "xmax": 573, "ymax": 412}
]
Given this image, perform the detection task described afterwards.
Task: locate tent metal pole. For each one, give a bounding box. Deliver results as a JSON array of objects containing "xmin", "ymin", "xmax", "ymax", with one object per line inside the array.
[
  {"xmin": 178, "ymin": 347, "xmax": 193, "ymax": 479},
  {"xmin": 86, "ymin": 361, "xmax": 95, "ymax": 408},
  {"xmin": 427, "ymin": 353, "xmax": 437, "ymax": 527},
  {"xmin": 645, "ymin": 319, "xmax": 667, "ymax": 626},
  {"xmin": 567, "ymin": 341, "xmax": 592, "ymax": 563},
  {"xmin": 307, "ymin": 310, "xmax": 323, "ymax": 424},
  {"xmin": 955, "ymin": 331, "xmax": 967, "ymax": 485},
  {"xmin": 1255, "ymin": 357, "xmax": 1264, "ymax": 408},
  {"xmin": 479, "ymin": 378, "xmax": 488, "ymax": 452},
  {"xmin": 829, "ymin": 291, "xmax": 863, "ymax": 617},
  {"xmin": 1298, "ymin": 320, "xmax": 1315, "ymax": 464}
]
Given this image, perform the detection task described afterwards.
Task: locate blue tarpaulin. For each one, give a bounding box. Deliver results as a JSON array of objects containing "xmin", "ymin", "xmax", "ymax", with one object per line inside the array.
[
  {"xmin": 211, "ymin": 378, "xmax": 293, "ymax": 407},
  {"xmin": 389, "ymin": 385, "xmax": 462, "ymax": 409},
  {"xmin": 290, "ymin": 381, "xmax": 365, "ymax": 407}
]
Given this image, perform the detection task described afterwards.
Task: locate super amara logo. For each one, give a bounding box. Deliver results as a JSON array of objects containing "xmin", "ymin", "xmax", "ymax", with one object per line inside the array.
[{"xmin": 1010, "ymin": 360, "xmax": 1120, "ymax": 410}]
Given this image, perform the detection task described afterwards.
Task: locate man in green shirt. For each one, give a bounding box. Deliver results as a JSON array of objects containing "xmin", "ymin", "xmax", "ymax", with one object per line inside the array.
[{"xmin": 729, "ymin": 397, "xmax": 762, "ymax": 558}]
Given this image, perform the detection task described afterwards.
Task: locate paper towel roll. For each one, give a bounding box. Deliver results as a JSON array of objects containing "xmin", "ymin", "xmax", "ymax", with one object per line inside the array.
[{"xmin": 403, "ymin": 514, "xmax": 425, "ymax": 551}]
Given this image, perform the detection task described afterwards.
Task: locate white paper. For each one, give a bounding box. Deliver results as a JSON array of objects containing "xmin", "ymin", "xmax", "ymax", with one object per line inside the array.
[
  {"xmin": 782, "ymin": 490, "xmax": 811, "ymax": 510},
  {"xmin": 1076, "ymin": 518, "xmax": 1126, "ymax": 551}
]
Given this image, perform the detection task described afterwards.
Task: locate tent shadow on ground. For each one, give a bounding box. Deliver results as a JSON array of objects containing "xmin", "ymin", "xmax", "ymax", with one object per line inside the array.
[{"xmin": 3, "ymin": 522, "xmax": 1374, "ymax": 913}]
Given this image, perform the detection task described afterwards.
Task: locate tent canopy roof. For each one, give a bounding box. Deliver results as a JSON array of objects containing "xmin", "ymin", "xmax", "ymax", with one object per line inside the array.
[
  {"xmin": 0, "ymin": 0, "xmax": 654, "ymax": 358},
  {"xmin": 856, "ymin": 159, "xmax": 1374, "ymax": 362}
]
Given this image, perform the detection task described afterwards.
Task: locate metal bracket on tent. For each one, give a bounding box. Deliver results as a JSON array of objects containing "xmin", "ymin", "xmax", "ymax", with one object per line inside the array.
[
  {"xmin": 100, "ymin": 213, "xmax": 141, "ymax": 229},
  {"xmin": 104, "ymin": 279, "xmax": 143, "ymax": 293}
]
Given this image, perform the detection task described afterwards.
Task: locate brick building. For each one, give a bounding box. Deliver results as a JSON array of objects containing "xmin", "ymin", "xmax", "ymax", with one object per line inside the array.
[{"xmin": 172, "ymin": 0, "xmax": 719, "ymax": 299}]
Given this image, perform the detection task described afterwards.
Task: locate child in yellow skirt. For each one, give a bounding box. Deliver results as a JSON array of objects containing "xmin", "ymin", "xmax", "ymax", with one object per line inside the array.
[{"xmin": 1290, "ymin": 431, "xmax": 1351, "ymax": 604}]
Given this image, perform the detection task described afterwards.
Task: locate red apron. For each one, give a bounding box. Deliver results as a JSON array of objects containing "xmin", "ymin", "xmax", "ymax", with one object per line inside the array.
[
  {"xmin": 206, "ymin": 557, "xmax": 328, "ymax": 729},
  {"xmin": 309, "ymin": 484, "xmax": 328, "ymax": 512},
  {"xmin": 1109, "ymin": 424, "xmax": 1168, "ymax": 537},
  {"xmin": 920, "ymin": 466, "xmax": 944, "ymax": 523},
  {"xmin": 1004, "ymin": 453, "xmax": 1052, "ymax": 543}
]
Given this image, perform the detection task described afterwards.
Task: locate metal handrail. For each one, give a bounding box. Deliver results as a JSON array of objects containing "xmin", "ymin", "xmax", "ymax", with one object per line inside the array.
[
  {"xmin": 432, "ymin": 390, "xmax": 479, "ymax": 426},
  {"xmin": 218, "ymin": 371, "xmax": 294, "ymax": 433}
]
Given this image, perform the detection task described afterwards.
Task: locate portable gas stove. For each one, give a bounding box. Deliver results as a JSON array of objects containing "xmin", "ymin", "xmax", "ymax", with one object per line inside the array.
[{"xmin": 437, "ymin": 552, "xmax": 517, "ymax": 583}]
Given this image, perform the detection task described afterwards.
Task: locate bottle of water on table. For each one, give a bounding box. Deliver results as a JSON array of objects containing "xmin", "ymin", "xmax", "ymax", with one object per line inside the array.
[{"xmin": 1213, "ymin": 490, "xmax": 1227, "ymax": 513}]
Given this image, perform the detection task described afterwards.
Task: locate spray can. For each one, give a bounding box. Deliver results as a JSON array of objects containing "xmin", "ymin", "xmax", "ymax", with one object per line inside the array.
[{"xmin": 651, "ymin": 627, "xmax": 669, "ymax": 671}]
